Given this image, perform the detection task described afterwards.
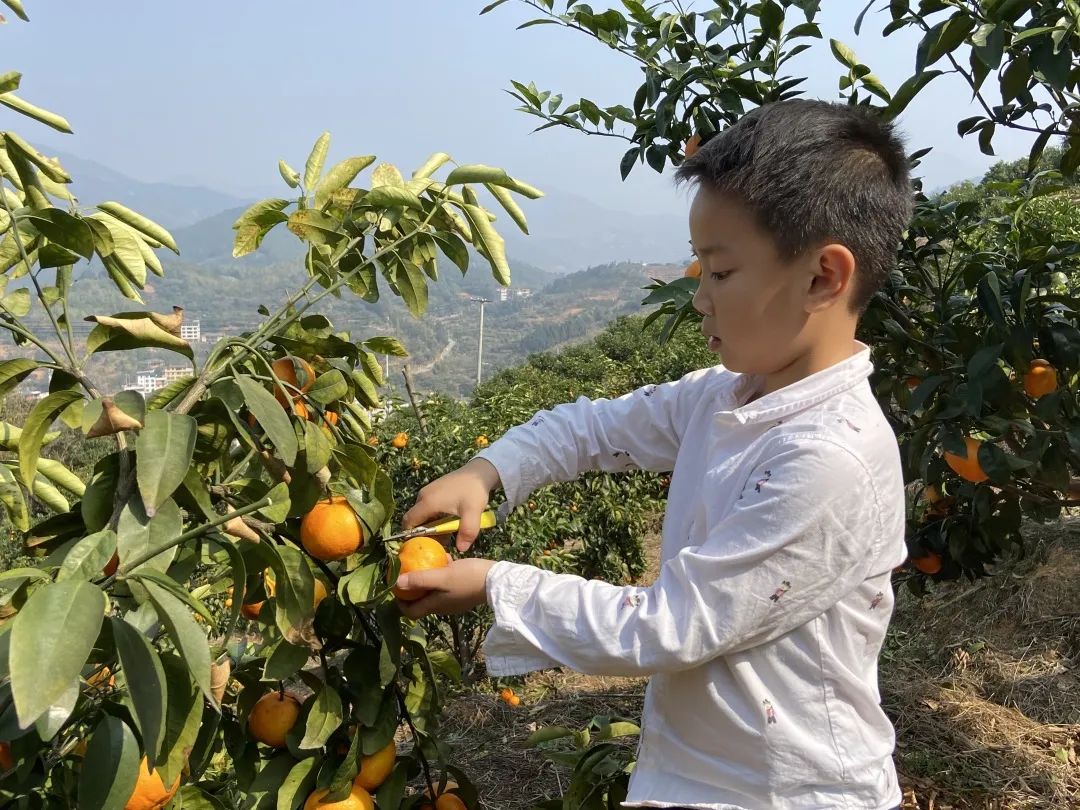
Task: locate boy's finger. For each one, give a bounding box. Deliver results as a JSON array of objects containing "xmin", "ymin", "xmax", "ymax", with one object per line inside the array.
[
  {"xmin": 454, "ymin": 509, "xmax": 482, "ymax": 553},
  {"xmin": 401, "ymin": 497, "xmax": 442, "ymax": 531}
]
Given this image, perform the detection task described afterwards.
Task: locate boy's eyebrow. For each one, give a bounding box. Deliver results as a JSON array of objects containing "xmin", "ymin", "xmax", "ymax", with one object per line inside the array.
[{"xmin": 689, "ymin": 239, "xmax": 728, "ymax": 254}]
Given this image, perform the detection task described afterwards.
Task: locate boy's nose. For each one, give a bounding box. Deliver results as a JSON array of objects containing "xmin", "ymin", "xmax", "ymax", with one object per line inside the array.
[{"xmin": 691, "ymin": 284, "xmax": 711, "ymax": 317}]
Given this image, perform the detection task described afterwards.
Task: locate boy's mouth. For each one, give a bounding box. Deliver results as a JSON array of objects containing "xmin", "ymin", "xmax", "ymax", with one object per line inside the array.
[{"xmin": 707, "ymin": 336, "xmax": 721, "ymax": 351}]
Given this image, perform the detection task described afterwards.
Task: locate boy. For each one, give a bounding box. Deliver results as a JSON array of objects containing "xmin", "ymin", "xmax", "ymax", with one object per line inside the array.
[{"xmin": 393, "ymin": 99, "xmax": 912, "ymax": 810}]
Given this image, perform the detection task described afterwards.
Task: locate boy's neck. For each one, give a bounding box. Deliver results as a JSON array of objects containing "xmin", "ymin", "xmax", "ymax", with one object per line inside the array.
[{"xmin": 750, "ymin": 336, "xmax": 860, "ymax": 402}]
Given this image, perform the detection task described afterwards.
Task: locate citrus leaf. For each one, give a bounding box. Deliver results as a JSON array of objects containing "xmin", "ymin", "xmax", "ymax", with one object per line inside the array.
[
  {"xmin": 37, "ymin": 457, "xmax": 86, "ymax": 496},
  {"xmin": 462, "ymin": 201, "xmax": 510, "ymax": 285},
  {"xmin": 11, "ymin": 578, "xmax": 106, "ymax": 728},
  {"xmin": 24, "ymin": 208, "xmax": 93, "ymax": 258},
  {"xmin": 445, "ymin": 164, "xmax": 513, "ymax": 186},
  {"xmin": 85, "ymin": 313, "xmax": 194, "ymax": 361},
  {"xmin": 178, "ymin": 786, "xmax": 229, "ymax": 810},
  {"xmin": 0, "ymin": 358, "xmax": 39, "ymax": 398},
  {"xmin": 35, "ymin": 678, "xmax": 79, "ymax": 741},
  {"xmin": 307, "ymin": 369, "xmax": 348, "ymax": 406},
  {"xmin": 0, "ymin": 2, "xmax": 28, "ymax": 23},
  {"xmin": 111, "ymin": 616, "xmax": 168, "ymax": 767},
  {"xmin": 236, "ymin": 375, "xmax": 298, "ymax": 467},
  {"xmin": 485, "ymin": 183, "xmax": 529, "ymax": 234},
  {"xmin": 314, "ymin": 156, "xmax": 376, "ymax": 207},
  {"xmin": 135, "ymin": 410, "xmax": 197, "ymax": 516},
  {"xmin": 279, "ymin": 159, "xmax": 300, "ymax": 188},
  {"xmin": 30, "ymin": 472, "xmax": 68, "ymax": 513},
  {"xmin": 132, "ymin": 569, "xmax": 213, "ymax": 623},
  {"xmin": 363, "ymin": 336, "xmax": 408, "ymax": 357},
  {"xmin": 286, "ymin": 209, "xmax": 344, "ymax": 245},
  {"xmin": 141, "ymin": 578, "xmax": 214, "ymax": 704},
  {"xmin": 79, "ymin": 715, "xmax": 140, "ymax": 810},
  {"xmin": 1, "ymin": 288, "xmax": 30, "ymax": 316},
  {"xmin": 0, "ymin": 465, "xmax": 29, "ymax": 531},
  {"xmin": 57, "ymin": 528, "xmax": 116, "ymax": 582},
  {"xmin": 304, "ymin": 132, "xmax": 331, "ymax": 190},
  {"xmin": 18, "ymin": 390, "xmax": 84, "ymax": 489},
  {"xmin": 157, "ymin": 651, "xmax": 203, "ymax": 787},
  {"xmin": 412, "ymin": 152, "xmax": 451, "ymax": 179},
  {"xmin": 263, "ymin": 639, "xmax": 310, "ymax": 681},
  {"xmin": 0, "ymin": 92, "xmax": 72, "ymax": 133},
  {"xmin": 299, "ymin": 684, "xmax": 342, "ymax": 749},
  {"xmin": 361, "ymin": 186, "xmax": 424, "ymax": 210},
  {"xmin": 2, "ymin": 132, "xmax": 71, "ymax": 182},
  {"xmin": 117, "ymin": 496, "xmax": 182, "ymax": 576},
  {"xmin": 277, "ymin": 757, "xmax": 319, "ymax": 810},
  {"xmin": 97, "ymin": 202, "xmax": 178, "ymax": 254}
]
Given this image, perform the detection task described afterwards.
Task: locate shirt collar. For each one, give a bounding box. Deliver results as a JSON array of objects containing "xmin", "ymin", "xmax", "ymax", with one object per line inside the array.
[{"xmin": 715, "ymin": 341, "xmax": 874, "ymax": 425}]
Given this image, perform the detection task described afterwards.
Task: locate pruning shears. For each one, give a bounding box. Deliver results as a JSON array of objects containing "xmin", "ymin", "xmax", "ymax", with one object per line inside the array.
[{"xmin": 384, "ymin": 500, "xmax": 513, "ymax": 543}]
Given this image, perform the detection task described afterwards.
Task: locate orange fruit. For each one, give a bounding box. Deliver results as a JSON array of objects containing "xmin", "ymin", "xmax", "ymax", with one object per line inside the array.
[
  {"xmin": 87, "ymin": 666, "xmax": 115, "ymax": 689},
  {"xmin": 905, "ymin": 376, "xmax": 922, "ymax": 389},
  {"xmin": 944, "ymin": 437, "xmax": 989, "ymax": 483},
  {"xmin": 248, "ymin": 691, "xmax": 301, "ymax": 748},
  {"xmin": 684, "ymin": 133, "xmax": 702, "ymax": 157},
  {"xmin": 419, "ymin": 782, "xmax": 466, "ymax": 810},
  {"xmin": 353, "ymin": 740, "xmax": 396, "ymax": 791},
  {"xmin": 392, "ymin": 536, "xmax": 449, "ymax": 601},
  {"xmin": 313, "ymin": 578, "xmax": 329, "ymax": 610},
  {"xmin": 683, "ymin": 259, "xmax": 701, "ymax": 279},
  {"xmin": 291, "ymin": 399, "xmax": 311, "ymax": 420},
  {"xmin": 391, "ymin": 432, "xmax": 408, "ymax": 449},
  {"xmin": 324, "ymin": 411, "xmax": 340, "ymax": 427},
  {"xmin": 474, "ymin": 435, "xmax": 489, "ymax": 448},
  {"xmin": 0, "ymin": 741, "xmax": 12, "ymax": 771},
  {"xmin": 124, "ymin": 756, "xmax": 180, "ymax": 810},
  {"xmin": 303, "ymin": 784, "xmax": 375, "ymax": 810},
  {"xmin": 499, "ymin": 688, "xmax": 520, "ymax": 706},
  {"xmin": 300, "ymin": 496, "xmax": 365, "ymax": 561},
  {"xmin": 1023, "ymin": 359, "xmax": 1058, "ymax": 399},
  {"xmin": 273, "ymin": 356, "xmax": 316, "ymax": 406},
  {"xmin": 911, "ymin": 552, "xmax": 943, "ymax": 575},
  {"xmin": 103, "ymin": 552, "xmax": 120, "ymax": 577}
]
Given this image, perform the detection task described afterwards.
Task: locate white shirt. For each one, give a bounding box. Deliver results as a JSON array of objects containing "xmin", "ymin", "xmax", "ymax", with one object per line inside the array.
[{"xmin": 475, "ymin": 342, "xmax": 907, "ymax": 810}]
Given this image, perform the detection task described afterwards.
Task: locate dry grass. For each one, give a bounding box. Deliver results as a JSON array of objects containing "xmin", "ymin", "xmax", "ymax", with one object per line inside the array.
[{"xmin": 436, "ymin": 517, "xmax": 1080, "ymax": 810}]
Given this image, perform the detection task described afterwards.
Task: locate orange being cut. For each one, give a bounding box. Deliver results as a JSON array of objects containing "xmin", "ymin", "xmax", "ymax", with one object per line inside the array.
[{"xmin": 392, "ymin": 536, "xmax": 449, "ymax": 601}]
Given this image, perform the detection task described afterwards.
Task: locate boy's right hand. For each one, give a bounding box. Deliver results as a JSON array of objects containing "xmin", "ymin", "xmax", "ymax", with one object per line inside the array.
[{"xmin": 401, "ymin": 458, "xmax": 501, "ymax": 552}]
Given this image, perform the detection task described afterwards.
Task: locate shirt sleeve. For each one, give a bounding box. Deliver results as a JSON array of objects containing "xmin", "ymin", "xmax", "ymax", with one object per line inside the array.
[
  {"xmin": 482, "ymin": 436, "xmax": 882, "ymax": 677},
  {"xmin": 473, "ymin": 371, "xmax": 711, "ymax": 509}
]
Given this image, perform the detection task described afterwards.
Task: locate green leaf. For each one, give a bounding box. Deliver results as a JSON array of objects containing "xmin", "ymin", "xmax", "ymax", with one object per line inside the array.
[
  {"xmin": 0, "ymin": 71, "xmax": 20, "ymax": 94},
  {"xmin": 37, "ymin": 457, "xmax": 86, "ymax": 497},
  {"xmin": 445, "ymin": 164, "xmax": 514, "ymax": 186},
  {"xmin": 111, "ymin": 616, "xmax": 168, "ymax": 766},
  {"xmin": 57, "ymin": 529, "xmax": 116, "ymax": 582},
  {"xmin": 286, "ymin": 209, "xmax": 344, "ymax": 245},
  {"xmin": 363, "ymin": 336, "xmax": 408, "ymax": 357},
  {"xmin": 79, "ymin": 715, "xmax": 140, "ymax": 810},
  {"xmin": 883, "ymin": 70, "xmax": 943, "ymax": 120},
  {"xmin": 277, "ymin": 757, "xmax": 319, "ymax": 810},
  {"xmin": 263, "ymin": 639, "xmax": 310, "ymax": 681},
  {"xmin": 300, "ymin": 686, "xmax": 341, "ymax": 751},
  {"xmin": 525, "ymin": 725, "xmax": 577, "ymax": 746},
  {"xmin": 178, "ymin": 786, "xmax": 229, "ymax": 810},
  {"xmin": 314, "ymin": 156, "xmax": 376, "ymax": 207},
  {"xmin": 0, "ymin": 1, "xmax": 28, "ymax": 22},
  {"xmin": 257, "ymin": 481, "xmax": 292, "ymax": 524},
  {"xmin": 278, "ymin": 159, "xmax": 301, "ymax": 188},
  {"xmin": 0, "ymin": 466, "xmax": 29, "ymax": 531},
  {"xmin": 301, "ymin": 420, "xmax": 333, "ymax": 475},
  {"xmin": 1, "ymin": 288, "xmax": 30, "ymax": 316},
  {"xmin": 394, "ymin": 256, "xmax": 429, "ymax": 317},
  {"xmin": 361, "ymin": 186, "xmax": 424, "ymax": 210},
  {"xmin": 307, "ymin": 370, "xmax": 348, "ymax": 405},
  {"xmin": 829, "ymin": 39, "xmax": 858, "ymax": 68},
  {"xmin": 412, "ymin": 152, "xmax": 452, "ymax": 179},
  {"xmin": 11, "ymin": 578, "xmax": 106, "ymax": 727},
  {"xmin": 18, "ymin": 390, "xmax": 84, "ymax": 489},
  {"xmin": 35, "ymin": 679, "xmax": 78, "ymax": 741},
  {"xmin": 30, "ymin": 472, "xmax": 69, "ymax": 513},
  {"xmin": 485, "ymin": 183, "xmax": 529, "ymax": 234},
  {"xmin": 141, "ymin": 578, "xmax": 214, "ymax": 704},
  {"xmin": 132, "ymin": 569, "xmax": 213, "ymax": 623},
  {"xmin": 0, "ymin": 358, "xmax": 39, "ymax": 397},
  {"xmin": 236, "ymin": 375, "xmax": 298, "ymax": 467},
  {"xmin": 157, "ymin": 652, "xmax": 203, "ymax": 787},
  {"xmin": 0, "ymin": 94, "xmax": 73, "ymax": 132},
  {"xmin": 85, "ymin": 313, "xmax": 194, "ymax": 361},
  {"xmin": 304, "ymin": 132, "xmax": 331, "ymax": 190},
  {"xmin": 135, "ymin": 410, "xmax": 197, "ymax": 516},
  {"xmin": 232, "ymin": 198, "xmax": 290, "ymax": 230},
  {"xmin": 25, "ymin": 208, "xmax": 94, "ymax": 258},
  {"xmin": 462, "ymin": 201, "xmax": 510, "ymax": 285},
  {"xmin": 97, "ymin": 202, "xmax": 179, "ymax": 254},
  {"xmin": 117, "ymin": 496, "xmax": 182, "ymax": 576}
]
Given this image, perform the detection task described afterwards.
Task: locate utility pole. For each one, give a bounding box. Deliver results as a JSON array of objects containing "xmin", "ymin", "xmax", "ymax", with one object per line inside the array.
[{"xmin": 469, "ymin": 296, "xmax": 490, "ymax": 388}]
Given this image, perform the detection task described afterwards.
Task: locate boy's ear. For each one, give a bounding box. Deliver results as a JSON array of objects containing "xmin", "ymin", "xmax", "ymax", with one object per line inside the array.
[{"xmin": 806, "ymin": 243, "xmax": 856, "ymax": 312}]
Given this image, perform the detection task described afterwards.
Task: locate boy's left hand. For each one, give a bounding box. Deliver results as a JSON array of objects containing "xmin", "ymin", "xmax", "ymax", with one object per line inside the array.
[{"xmin": 394, "ymin": 557, "xmax": 496, "ymax": 619}]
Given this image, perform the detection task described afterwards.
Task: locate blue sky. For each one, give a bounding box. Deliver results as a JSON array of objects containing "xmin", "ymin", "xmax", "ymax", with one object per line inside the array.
[{"xmin": 6, "ymin": 1, "xmax": 1035, "ymax": 216}]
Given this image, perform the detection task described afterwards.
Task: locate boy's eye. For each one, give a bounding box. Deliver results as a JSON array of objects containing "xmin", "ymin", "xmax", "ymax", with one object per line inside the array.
[{"xmin": 710, "ymin": 270, "xmax": 732, "ymax": 281}]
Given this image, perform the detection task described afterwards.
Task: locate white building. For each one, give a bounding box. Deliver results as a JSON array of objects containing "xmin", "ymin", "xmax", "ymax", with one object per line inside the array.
[{"xmin": 180, "ymin": 320, "xmax": 201, "ymax": 342}]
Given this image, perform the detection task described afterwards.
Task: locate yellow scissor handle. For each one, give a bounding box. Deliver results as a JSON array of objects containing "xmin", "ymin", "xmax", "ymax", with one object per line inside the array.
[{"xmin": 423, "ymin": 509, "xmax": 499, "ymax": 536}]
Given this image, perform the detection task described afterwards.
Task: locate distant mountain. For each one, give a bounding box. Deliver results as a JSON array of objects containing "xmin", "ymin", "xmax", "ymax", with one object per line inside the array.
[{"xmin": 50, "ymin": 151, "xmax": 249, "ymax": 230}]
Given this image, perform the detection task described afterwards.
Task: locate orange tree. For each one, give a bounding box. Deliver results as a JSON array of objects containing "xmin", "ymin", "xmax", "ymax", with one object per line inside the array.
[
  {"xmin": 0, "ymin": 5, "xmax": 540, "ymax": 807},
  {"xmin": 370, "ymin": 314, "xmax": 714, "ymax": 682},
  {"xmin": 488, "ymin": 0, "xmax": 1080, "ymax": 585}
]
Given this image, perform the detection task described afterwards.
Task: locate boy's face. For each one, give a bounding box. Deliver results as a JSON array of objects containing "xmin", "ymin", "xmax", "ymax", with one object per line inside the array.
[{"xmin": 688, "ymin": 185, "xmax": 853, "ymax": 379}]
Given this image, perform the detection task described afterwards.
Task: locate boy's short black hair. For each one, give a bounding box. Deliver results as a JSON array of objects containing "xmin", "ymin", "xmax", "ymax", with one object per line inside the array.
[{"xmin": 675, "ymin": 99, "xmax": 913, "ymax": 314}]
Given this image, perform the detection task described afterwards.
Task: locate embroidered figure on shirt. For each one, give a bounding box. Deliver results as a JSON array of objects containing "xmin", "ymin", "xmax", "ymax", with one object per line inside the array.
[
  {"xmin": 763, "ymin": 699, "xmax": 777, "ymax": 725},
  {"xmin": 529, "ymin": 415, "xmax": 546, "ymax": 428},
  {"xmin": 869, "ymin": 591, "xmax": 884, "ymax": 610},
  {"xmin": 612, "ymin": 450, "xmax": 634, "ymax": 469},
  {"xmin": 642, "ymin": 384, "xmax": 657, "ymax": 397},
  {"xmin": 769, "ymin": 580, "xmax": 792, "ymax": 603},
  {"xmin": 836, "ymin": 416, "xmax": 862, "ymax": 432},
  {"xmin": 754, "ymin": 470, "xmax": 772, "ymax": 492},
  {"xmin": 621, "ymin": 594, "xmax": 644, "ymax": 610}
]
